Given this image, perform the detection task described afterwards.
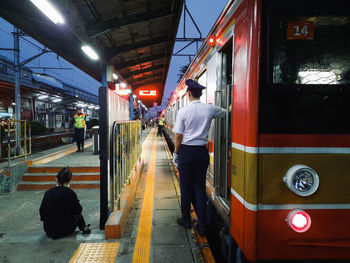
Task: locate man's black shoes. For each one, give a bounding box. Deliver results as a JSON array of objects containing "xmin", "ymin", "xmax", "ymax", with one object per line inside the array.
[
  {"xmin": 82, "ymin": 224, "xmax": 91, "ymax": 235},
  {"xmin": 76, "ymin": 149, "xmax": 81, "ymax": 152},
  {"xmin": 195, "ymin": 223, "xmax": 206, "ymax": 236},
  {"xmin": 177, "ymin": 217, "xmax": 191, "ymax": 229}
]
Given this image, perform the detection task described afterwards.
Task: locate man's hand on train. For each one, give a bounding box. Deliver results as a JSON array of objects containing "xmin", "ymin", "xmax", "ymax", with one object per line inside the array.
[{"xmin": 172, "ymin": 153, "xmax": 178, "ymax": 167}]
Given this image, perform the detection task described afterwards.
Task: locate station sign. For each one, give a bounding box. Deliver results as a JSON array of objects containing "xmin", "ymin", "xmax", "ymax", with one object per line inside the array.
[{"xmin": 139, "ymin": 90, "xmax": 157, "ymax": 96}]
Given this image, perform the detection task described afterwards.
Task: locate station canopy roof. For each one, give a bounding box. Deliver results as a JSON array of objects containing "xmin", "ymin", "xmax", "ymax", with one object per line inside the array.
[{"xmin": 0, "ymin": 0, "xmax": 184, "ymax": 106}]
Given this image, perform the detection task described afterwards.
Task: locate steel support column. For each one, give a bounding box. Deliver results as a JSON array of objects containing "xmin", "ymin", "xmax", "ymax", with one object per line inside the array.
[
  {"xmin": 13, "ymin": 27, "xmax": 21, "ymax": 154},
  {"xmin": 99, "ymin": 64, "xmax": 109, "ymax": 229}
]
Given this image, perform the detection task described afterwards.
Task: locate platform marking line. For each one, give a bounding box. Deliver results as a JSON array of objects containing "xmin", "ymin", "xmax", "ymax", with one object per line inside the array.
[
  {"xmin": 69, "ymin": 242, "xmax": 120, "ymax": 263},
  {"xmin": 33, "ymin": 142, "xmax": 92, "ymax": 165},
  {"xmin": 132, "ymin": 129, "xmax": 157, "ymax": 263},
  {"xmin": 31, "ymin": 145, "xmax": 76, "ymax": 162},
  {"xmin": 31, "ymin": 140, "xmax": 93, "ymax": 162},
  {"xmin": 141, "ymin": 128, "xmax": 155, "ymax": 150}
]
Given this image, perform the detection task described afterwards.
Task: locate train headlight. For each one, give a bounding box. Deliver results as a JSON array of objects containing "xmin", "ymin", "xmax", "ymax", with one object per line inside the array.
[
  {"xmin": 283, "ymin": 164, "xmax": 319, "ymax": 196},
  {"xmin": 286, "ymin": 209, "xmax": 311, "ymax": 233}
]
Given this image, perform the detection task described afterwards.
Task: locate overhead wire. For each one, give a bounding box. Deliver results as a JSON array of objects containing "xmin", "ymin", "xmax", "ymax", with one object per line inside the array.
[{"xmin": 0, "ymin": 23, "xmax": 99, "ymax": 94}]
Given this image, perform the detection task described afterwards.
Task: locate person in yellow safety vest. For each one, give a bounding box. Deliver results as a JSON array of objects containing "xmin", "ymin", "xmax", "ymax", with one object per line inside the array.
[
  {"xmin": 74, "ymin": 108, "xmax": 86, "ymax": 152},
  {"xmin": 157, "ymin": 117, "xmax": 164, "ymax": 137}
]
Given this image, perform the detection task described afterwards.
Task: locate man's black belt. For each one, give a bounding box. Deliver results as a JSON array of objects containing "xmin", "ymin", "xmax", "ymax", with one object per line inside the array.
[{"xmin": 181, "ymin": 144, "xmax": 206, "ymax": 148}]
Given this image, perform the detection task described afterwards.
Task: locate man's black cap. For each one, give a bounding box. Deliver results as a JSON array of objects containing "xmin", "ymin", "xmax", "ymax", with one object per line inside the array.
[{"xmin": 185, "ymin": 79, "xmax": 206, "ymax": 90}]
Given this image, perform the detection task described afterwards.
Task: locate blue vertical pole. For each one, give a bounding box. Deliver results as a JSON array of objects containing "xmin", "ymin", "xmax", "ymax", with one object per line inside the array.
[
  {"xmin": 101, "ymin": 64, "xmax": 107, "ymax": 88},
  {"xmin": 139, "ymin": 103, "xmax": 142, "ymax": 119},
  {"xmin": 129, "ymin": 94, "xmax": 133, "ymax": 120}
]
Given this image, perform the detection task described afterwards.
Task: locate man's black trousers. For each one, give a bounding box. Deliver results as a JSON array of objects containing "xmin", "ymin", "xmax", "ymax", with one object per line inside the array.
[
  {"xmin": 178, "ymin": 145, "xmax": 209, "ymax": 226},
  {"xmin": 75, "ymin": 128, "xmax": 84, "ymax": 150},
  {"xmin": 157, "ymin": 125, "xmax": 163, "ymax": 136}
]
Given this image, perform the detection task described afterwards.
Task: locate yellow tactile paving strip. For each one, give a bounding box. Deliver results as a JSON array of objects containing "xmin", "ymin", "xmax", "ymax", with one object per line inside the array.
[
  {"xmin": 32, "ymin": 142, "xmax": 92, "ymax": 165},
  {"xmin": 69, "ymin": 242, "xmax": 120, "ymax": 263},
  {"xmin": 132, "ymin": 129, "xmax": 157, "ymax": 263}
]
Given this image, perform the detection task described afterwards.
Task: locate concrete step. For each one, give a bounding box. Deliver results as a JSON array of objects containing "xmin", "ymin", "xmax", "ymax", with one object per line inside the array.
[
  {"xmin": 27, "ymin": 166, "xmax": 100, "ymax": 174},
  {"xmin": 22, "ymin": 172, "xmax": 100, "ymax": 182},
  {"xmin": 17, "ymin": 181, "xmax": 100, "ymax": 190}
]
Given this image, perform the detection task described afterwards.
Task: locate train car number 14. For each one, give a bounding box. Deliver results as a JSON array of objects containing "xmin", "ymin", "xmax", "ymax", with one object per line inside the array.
[{"xmin": 287, "ymin": 21, "xmax": 314, "ymax": 40}]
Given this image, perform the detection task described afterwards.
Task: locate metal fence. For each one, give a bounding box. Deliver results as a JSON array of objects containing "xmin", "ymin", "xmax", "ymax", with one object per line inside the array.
[
  {"xmin": 0, "ymin": 120, "xmax": 31, "ymax": 161},
  {"xmin": 109, "ymin": 120, "xmax": 141, "ymax": 212}
]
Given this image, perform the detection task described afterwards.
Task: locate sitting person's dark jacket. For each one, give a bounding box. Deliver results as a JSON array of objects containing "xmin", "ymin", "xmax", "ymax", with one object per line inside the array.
[{"xmin": 39, "ymin": 167, "xmax": 90, "ymax": 239}]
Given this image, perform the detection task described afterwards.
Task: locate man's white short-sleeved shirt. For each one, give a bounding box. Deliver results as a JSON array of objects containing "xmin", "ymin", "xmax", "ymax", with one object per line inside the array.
[{"xmin": 173, "ymin": 100, "xmax": 226, "ymax": 146}]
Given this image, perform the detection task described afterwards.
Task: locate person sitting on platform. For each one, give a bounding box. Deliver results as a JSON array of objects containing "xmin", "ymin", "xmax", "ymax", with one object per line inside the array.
[{"xmin": 39, "ymin": 167, "xmax": 91, "ymax": 239}]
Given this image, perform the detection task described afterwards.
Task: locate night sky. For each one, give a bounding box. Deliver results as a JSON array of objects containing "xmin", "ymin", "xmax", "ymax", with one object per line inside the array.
[{"xmin": 0, "ymin": 0, "xmax": 228, "ymax": 106}]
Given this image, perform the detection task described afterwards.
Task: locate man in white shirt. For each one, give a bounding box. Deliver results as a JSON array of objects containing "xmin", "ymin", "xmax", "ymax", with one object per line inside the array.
[{"xmin": 173, "ymin": 79, "xmax": 226, "ymax": 236}]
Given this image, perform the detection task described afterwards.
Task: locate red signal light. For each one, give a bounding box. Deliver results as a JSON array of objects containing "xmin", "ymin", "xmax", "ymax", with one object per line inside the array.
[
  {"xmin": 209, "ymin": 37, "xmax": 215, "ymax": 46},
  {"xmin": 209, "ymin": 36, "xmax": 220, "ymax": 46},
  {"xmin": 286, "ymin": 209, "xmax": 311, "ymax": 233}
]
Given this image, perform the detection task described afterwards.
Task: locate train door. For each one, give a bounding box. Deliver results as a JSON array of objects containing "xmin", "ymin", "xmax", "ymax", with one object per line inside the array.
[{"xmin": 214, "ymin": 38, "xmax": 233, "ymax": 208}]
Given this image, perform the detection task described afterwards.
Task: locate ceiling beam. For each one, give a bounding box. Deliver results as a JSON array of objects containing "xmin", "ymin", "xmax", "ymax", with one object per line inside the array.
[
  {"xmin": 108, "ymin": 36, "xmax": 169, "ymax": 58},
  {"xmin": 128, "ymin": 72, "xmax": 163, "ymax": 84},
  {"xmin": 87, "ymin": 7, "xmax": 174, "ymax": 38},
  {"xmin": 114, "ymin": 53, "xmax": 168, "ymax": 70},
  {"xmin": 122, "ymin": 64, "xmax": 166, "ymax": 79}
]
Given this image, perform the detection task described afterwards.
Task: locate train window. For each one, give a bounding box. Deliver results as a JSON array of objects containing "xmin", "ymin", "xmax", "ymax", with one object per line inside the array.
[
  {"xmin": 267, "ymin": 0, "xmax": 350, "ymax": 86},
  {"xmin": 197, "ymin": 70, "xmax": 207, "ymax": 103},
  {"xmin": 172, "ymin": 102, "xmax": 176, "ymax": 127},
  {"xmin": 260, "ymin": 0, "xmax": 350, "ymax": 134}
]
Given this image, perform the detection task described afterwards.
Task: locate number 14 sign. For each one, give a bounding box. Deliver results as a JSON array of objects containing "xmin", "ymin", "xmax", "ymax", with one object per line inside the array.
[{"xmin": 287, "ymin": 21, "xmax": 314, "ymax": 40}]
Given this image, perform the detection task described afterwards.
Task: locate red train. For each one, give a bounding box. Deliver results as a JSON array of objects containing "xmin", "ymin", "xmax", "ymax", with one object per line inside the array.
[{"xmin": 163, "ymin": 0, "xmax": 350, "ymax": 261}]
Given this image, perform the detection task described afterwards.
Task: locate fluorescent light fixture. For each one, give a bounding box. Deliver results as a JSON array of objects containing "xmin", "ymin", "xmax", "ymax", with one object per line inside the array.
[
  {"xmin": 126, "ymin": 89, "xmax": 132, "ymax": 94},
  {"xmin": 113, "ymin": 73, "xmax": 118, "ymax": 80},
  {"xmin": 30, "ymin": 0, "xmax": 65, "ymax": 24},
  {"xmin": 133, "ymin": 95, "xmax": 137, "ymax": 98},
  {"xmin": 95, "ymin": 106, "xmax": 100, "ymax": 110},
  {"xmin": 81, "ymin": 45, "xmax": 99, "ymax": 60},
  {"xmin": 88, "ymin": 105, "xmax": 95, "ymax": 109},
  {"xmin": 52, "ymin": 98, "xmax": 62, "ymax": 103},
  {"xmin": 12, "ymin": 102, "xmax": 15, "ymax": 105},
  {"xmin": 38, "ymin": 95, "xmax": 48, "ymax": 99},
  {"xmin": 137, "ymin": 100, "xmax": 141, "ymax": 103},
  {"xmin": 120, "ymin": 83, "xmax": 126, "ymax": 88}
]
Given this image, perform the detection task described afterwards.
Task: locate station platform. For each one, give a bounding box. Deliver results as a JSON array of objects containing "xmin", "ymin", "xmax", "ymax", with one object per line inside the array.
[{"xmin": 0, "ymin": 128, "xmax": 214, "ymax": 263}]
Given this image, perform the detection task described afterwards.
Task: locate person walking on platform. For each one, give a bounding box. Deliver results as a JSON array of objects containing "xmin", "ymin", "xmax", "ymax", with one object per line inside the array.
[
  {"xmin": 172, "ymin": 79, "xmax": 226, "ymax": 236},
  {"xmin": 39, "ymin": 167, "xmax": 91, "ymax": 239},
  {"xmin": 74, "ymin": 108, "xmax": 86, "ymax": 152},
  {"xmin": 157, "ymin": 116, "xmax": 164, "ymax": 137}
]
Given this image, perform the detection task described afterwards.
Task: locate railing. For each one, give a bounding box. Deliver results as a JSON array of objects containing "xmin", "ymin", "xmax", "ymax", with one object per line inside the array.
[
  {"xmin": 109, "ymin": 120, "xmax": 141, "ymax": 212},
  {"xmin": 0, "ymin": 120, "xmax": 31, "ymax": 161}
]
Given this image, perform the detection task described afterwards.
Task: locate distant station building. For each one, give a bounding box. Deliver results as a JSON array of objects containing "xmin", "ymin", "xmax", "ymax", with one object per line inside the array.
[{"xmin": 0, "ymin": 55, "xmax": 99, "ymax": 129}]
